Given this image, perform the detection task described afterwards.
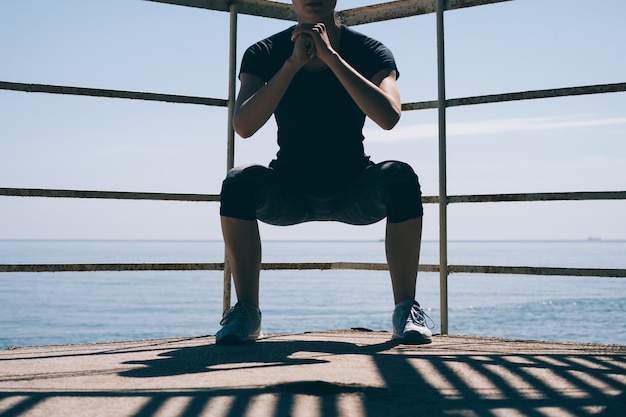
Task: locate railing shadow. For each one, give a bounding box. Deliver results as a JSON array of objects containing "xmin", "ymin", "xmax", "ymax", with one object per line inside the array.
[{"xmin": 1, "ymin": 337, "xmax": 625, "ymax": 417}]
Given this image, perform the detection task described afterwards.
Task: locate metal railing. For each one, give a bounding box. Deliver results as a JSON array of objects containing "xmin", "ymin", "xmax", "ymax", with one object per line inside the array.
[{"xmin": 1, "ymin": 0, "xmax": 625, "ymax": 335}]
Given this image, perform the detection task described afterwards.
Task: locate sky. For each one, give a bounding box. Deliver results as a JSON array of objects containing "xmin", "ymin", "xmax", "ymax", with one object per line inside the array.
[{"xmin": 0, "ymin": 0, "xmax": 625, "ymax": 241}]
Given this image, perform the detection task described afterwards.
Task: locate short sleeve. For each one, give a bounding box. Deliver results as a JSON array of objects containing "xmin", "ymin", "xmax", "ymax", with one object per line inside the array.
[
  {"xmin": 342, "ymin": 27, "xmax": 399, "ymax": 81},
  {"xmin": 239, "ymin": 27, "xmax": 293, "ymax": 82}
]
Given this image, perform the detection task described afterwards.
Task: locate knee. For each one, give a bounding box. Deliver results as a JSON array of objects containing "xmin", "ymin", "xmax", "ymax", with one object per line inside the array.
[
  {"xmin": 378, "ymin": 161, "xmax": 419, "ymax": 186},
  {"xmin": 378, "ymin": 162, "xmax": 424, "ymax": 222},
  {"xmin": 221, "ymin": 164, "xmax": 269, "ymax": 202},
  {"xmin": 224, "ymin": 164, "xmax": 268, "ymax": 184},
  {"xmin": 221, "ymin": 165, "xmax": 272, "ymax": 196},
  {"xmin": 220, "ymin": 164, "xmax": 268, "ymax": 221}
]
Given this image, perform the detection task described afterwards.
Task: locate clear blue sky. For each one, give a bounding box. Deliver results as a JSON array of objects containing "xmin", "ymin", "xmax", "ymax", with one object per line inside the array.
[{"xmin": 1, "ymin": 0, "xmax": 625, "ymax": 241}]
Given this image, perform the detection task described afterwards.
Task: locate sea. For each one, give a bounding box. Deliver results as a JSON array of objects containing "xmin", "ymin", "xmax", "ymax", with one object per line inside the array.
[{"xmin": 1, "ymin": 239, "xmax": 625, "ymax": 350}]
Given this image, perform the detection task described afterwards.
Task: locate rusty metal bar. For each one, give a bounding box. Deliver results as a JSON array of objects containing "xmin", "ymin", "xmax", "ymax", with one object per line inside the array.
[
  {"xmin": 402, "ymin": 100, "xmax": 439, "ymax": 111},
  {"xmin": 0, "ymin": 263, "xmax": 225, "ymax": 273},
  {"xmin": 449, "ymin": 265, "xmax": 626, "ymax": 278},
  {"xmin": 2, "ymin": 188, "xmax": 624, "ymax": 206},
  {"xmin": 229, "ymin": 0, "xmax": 295, "ymax": 21},
  {"xmin": 402, "ymin": 82, "xmax": 626, "ymax": 111},
  {"xmin": 0, "ymin": 188, "xmax": 220, "ymax": 202},
  {"xmin": 4, "ymin": 188, "xmax": 624, "ymax": 204},
  {"xmin": 144, "ymin": 0, "xmax": 231, "ymax": 13},
  {"xmin": 3, "ymin": 82, "xmax": 623, "ymax": 111},
  {"xmin": 144, "ymin": 0, "xmax": 296, "ymax": 20},
  {"xmin": 144, "ymin": 0, "xmax": 230, "ymax": 11},
  {"xmin": 436, "ymin": 0, "xmax": 449, "ymax": 335},
  {"xmin": 4, "ymin": 188, "xmax": 623, "ymax": 208},
  {"xmin": 143, "ymin": 0, "xmax": 513, "ymax": 25},
  {"xmin": 0, "ymin": 187, "xmax": 439, "ymax": 204},
  {"xmin": 0, "ymin": 262, "xmax": 413, "ymax": 273},
  {"xmin": 339, "ymin": 0, "xmax": 512, "ymax": 26},
  {"xmin": 446, "ymin": 82, "xmax": 626, "ymax": 107},
  {"xmin": 222, "ymin": 2, "xmax": 239, "ymax": 316},
  {"xmin": 226, "ymin": 7, "xmax": 238, "ymax": 185},
  {"xmin": 448, "ymin": 191, "xmax": 626, "ymax": 204},
  {"xmin": 2, "ymin": 262, "xmax": 623, "ymax": 278},
  {"xmin": 0, "ymin": 81, "xmax": 226, "ymax": 107}
]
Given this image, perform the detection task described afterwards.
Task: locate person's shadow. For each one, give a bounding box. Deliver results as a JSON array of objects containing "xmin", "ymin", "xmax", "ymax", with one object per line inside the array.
[
  {"xmin": 118, "ymin": 336, "xmax": 626, "ymax": 417},
  {"xmin": 119, "ymin": 336, "xmax": 408, "ymax": 417},
  {"xmin": 119, "ymin": 336, "xmax": 398, "ymax": 379}
]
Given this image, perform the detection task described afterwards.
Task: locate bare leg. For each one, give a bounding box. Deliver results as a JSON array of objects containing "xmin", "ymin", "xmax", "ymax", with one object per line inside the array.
[
  {"xmin": 385, "ymin": 216, "xmax": 423, "ymax": 304},
  {"xmin": 221, "ymin": 216, "xmax": 262, "ymax": 308}
]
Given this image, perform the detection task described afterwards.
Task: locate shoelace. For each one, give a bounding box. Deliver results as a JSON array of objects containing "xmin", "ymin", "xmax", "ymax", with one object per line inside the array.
[
  {"xmin": 410, "ymin": 303, "xmax": 435, "ymax": 330},
  {"xmin": 220, "ymin": 303, "xmax": 256, "ymax": 326}
]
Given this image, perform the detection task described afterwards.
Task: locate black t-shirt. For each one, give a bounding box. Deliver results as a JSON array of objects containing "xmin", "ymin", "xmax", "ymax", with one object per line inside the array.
[{"xmin": 240, "ymin": 25, "xmax": 399, "ymax": 183}]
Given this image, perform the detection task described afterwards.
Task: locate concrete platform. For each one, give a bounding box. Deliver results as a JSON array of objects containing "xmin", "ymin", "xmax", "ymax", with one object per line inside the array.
[{"xmin": 1, "ymin": 331, "xmax": 625, "ymax": 416}]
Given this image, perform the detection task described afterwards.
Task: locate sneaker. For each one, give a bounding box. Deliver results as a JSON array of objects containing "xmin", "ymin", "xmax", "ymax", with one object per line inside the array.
[
  {"xmin": 216, "ymin": 301, "xmax": 262, "ymax": 345},
  {"xmin": 392, "ymin": 299, "xmax": 433, "ymax": 344}
]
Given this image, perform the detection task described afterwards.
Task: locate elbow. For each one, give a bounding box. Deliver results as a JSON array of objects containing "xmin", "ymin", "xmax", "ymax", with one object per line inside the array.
[
  {"xmin": 382, "ymin": 115, "xmax": 400, "ymax": 131},
  {"xmin": 379, "ymin": 110, "xmax": 401, "ymax": 131},
  {"xmin": 232, "ymin": 118, "xmax": 256, "ymax": 139},
  {"xmin": 235, "ymin": 128, "xmax": 254, "ymax": 139}
]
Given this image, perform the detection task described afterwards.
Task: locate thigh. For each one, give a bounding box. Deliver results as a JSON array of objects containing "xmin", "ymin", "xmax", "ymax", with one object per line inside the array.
[
  {"xmin": 256, "ymin": 173, "xmax": 311, "ymax": 226},
  {"xmin": 333, "ymin": 160, "xmax": 423, "ymax": 225},
  {"xmin": 221, "ymin": 164, "xmax": 310, "ymax": 226}
]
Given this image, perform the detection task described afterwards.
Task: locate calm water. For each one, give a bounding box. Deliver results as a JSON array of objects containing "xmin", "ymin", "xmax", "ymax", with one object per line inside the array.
[{"xmin": 1, "ymin": 240, "xmax": 625, "ymax": 349}]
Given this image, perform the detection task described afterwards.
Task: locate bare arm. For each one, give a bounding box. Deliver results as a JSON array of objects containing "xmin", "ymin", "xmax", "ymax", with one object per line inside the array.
[
  {"xmin": 327, "ymin": 58, "xmax": 401, "ymax": 130},
  {"xmin": 292, "ymin": 24, "xmax": 401, "ymax": 130},
  {"xmin": 232, "ymin": 35, "xmax": 312, "ymax": 138},
  {"xmin": 232, "ymin": 66, "xmax": 296, "ymax": 138}
]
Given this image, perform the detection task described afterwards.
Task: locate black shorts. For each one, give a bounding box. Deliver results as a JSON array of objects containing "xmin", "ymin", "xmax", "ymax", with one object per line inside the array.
[{"xmin": 220, "ymin": 160, "xmax": 423, "ymax": 226}]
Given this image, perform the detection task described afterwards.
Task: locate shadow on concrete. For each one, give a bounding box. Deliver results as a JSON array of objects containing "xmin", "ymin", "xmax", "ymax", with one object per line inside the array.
[
  {"xmin": 1, "ymin": 336, "xmax": 625, "ymax": 416},
  {"xmin": 117, "ymin": 338, "xmax": 626, "ymax": 416},
  {"xmin": 119, "ymin": 337, "xmax": 398, "ymax": 378}
]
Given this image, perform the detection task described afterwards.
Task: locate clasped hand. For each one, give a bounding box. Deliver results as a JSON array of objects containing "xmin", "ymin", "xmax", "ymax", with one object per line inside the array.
[{"xmin": 290, "ymin": 23, "xmax": 335, "ymax": 66}]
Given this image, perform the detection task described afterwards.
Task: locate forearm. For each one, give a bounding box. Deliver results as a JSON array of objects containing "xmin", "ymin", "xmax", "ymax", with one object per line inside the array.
[
  {"xmin": 233, "ymin": 60, "xmax": 302, "ymax": 138},
  {"xmin": 325, "ymin": 53, "xmax": 401, "ymax": 130}
]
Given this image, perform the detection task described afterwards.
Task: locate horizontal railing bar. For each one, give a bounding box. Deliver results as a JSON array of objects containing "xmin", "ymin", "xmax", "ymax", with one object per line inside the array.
[
  {"xmin": 447, "ymin": 82, "xmax": 626, "ymax": 107},
  {"xmin": 3, "ymin": 188, "xmax": 624, "ymax": 204},
  {"xmin": 402, "ymin": 82, "xmax": 626, "ymax": 111},
  {"xmin": 401, "ymin": 100, "xmax": 438, "ymax": 111},
  {"xmin": 0, "ymin": 187, "xmax": 433, "ymax": 203},
  {"xmin": 263, "ymin": 262, "xmax": 390, "ymax": 271},
  {"xmin": 2, "ymin": 262, "xmax": 623, "ymax": 278},
  {"xmin": 144, "ymin": 0, "xmax": 513, "ymax": 25},
  {"xmin": 340, "ymin": 0, "xmax": 513, "ymax": 26},
  {"xmin": 0, "ymin": 81, "xmax": 227, "ymax": 107},
  {"xmin": 0, "ymin": 262, "xmax": 416, "ymax": 273},
  {"xmin": 144, "ymin": 0, "xmax": 296, "ymax": 21},
  {"xmin": 450, "ymin": 265, "xmax": 626, "ymax": 278},
  {"xmin": 259, "ymin": 262, "xmax": 431, "ymax": 271},
  {"xmin": 0, "ymin": 263, "xmax": 224, "ymax": 273},
  {"xmin": 3, "ymin": 81, "xmax": 621, "ymax": 111},
  {"xmin": 448, "ymin": 191, "xmax": 626, "ymax": 204},
  {"xmin": 0, "ymin": 188, "xmax": 220, "ymax": 202}
]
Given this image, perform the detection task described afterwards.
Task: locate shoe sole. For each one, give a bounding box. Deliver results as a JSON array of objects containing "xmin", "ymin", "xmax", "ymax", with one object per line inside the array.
[
  {"xmin": 215, "ymin": 332, "xmax": 262, "ymax": 345},
  {"xmin": 393, "ymin": 331, "xmax": 432, "ymax": 345},
  {"xmin": 215, "ymin": 335, "xmax": 257, "ymax": 345}
]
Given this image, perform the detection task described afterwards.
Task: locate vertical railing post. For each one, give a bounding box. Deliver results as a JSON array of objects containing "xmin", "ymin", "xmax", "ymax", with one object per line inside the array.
[
  {"xmin": 436, "ymin": 0, "xmax": 449, "ymax": 334},
  {"xmin": 223, "ymin": 2, "xmax": 238, "ymax": 316}
]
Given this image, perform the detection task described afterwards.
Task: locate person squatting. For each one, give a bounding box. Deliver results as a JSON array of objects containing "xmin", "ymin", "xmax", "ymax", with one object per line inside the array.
[{"xmin": 217, "ymin": 0, "xmax": 433, "ymax": 345}]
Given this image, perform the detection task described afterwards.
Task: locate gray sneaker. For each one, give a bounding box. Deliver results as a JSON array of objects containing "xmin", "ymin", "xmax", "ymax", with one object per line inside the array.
[
  {"xmin": 216, "ymin": 301, "xmax": 262, "ymax": 345},
  {"xmin": 392, "ymin": 299, "xmax": 433, "ymax": 344}
]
